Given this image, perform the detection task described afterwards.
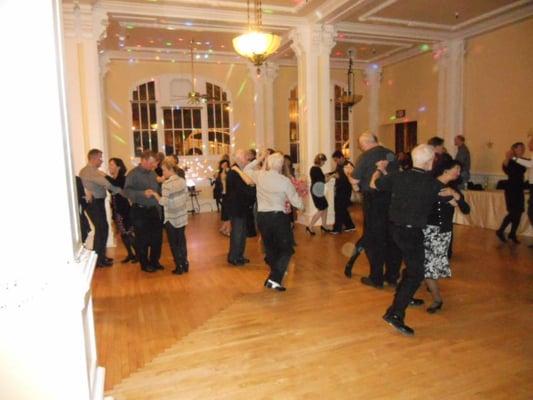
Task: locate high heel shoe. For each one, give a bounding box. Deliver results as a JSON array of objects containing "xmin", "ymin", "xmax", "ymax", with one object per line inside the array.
[
  {"xmin": 306, "ymin": 227, "xmax": 316, "ymax": 236},
  {"xmin": 427, "ymin": 301, "xmax": 443, "ymax": 314},
  {"xmin": 320, "ymin": 226, "xmax": 332, "ymax": 233}
]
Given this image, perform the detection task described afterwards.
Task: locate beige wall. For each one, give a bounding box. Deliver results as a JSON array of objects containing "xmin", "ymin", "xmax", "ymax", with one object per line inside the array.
[
  {"xmin": 379, "ymin": 52, "xmax": 439, "ymax": 151},
  {"xmin": 464, "ymin": 17, "xmax": 533, "ymax": 174},
  {"xmin": 104, "ymin": 60, "xmax": 256, "ymax": 168}
]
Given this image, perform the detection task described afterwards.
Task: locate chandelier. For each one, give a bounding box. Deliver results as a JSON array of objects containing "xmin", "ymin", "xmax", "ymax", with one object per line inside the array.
[
  {"xmin": 232, "ymin": 0, "xmax": 281, "ymax": 68},
  {"xmin": 338, "ymin": 49, "xmax": 363, "ymax": 110}
]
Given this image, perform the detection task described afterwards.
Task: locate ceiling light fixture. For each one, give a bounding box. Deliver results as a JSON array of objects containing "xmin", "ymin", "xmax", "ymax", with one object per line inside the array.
[
  {"xmin": 232, "ymin": 0, "xmax": 281, "ymax": 70},
  {"xmin": 338, "ymin": 49, "xmax": 363, "ymax": 111}
]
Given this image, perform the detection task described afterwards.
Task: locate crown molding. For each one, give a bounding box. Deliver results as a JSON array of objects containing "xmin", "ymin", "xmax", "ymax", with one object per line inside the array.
[
  {"xmin": 309, "ymin": 0, "xmax": 367, "ymax": 24},
  {"xmin": 453, "ymin": 3, "xmax": 533, "ymax": 40},
  {"xmin": 335, "ymin": 21, "xmax": 452, "ymax": 41},
  {"xmin": 359, "ymin": 0, "xmax": 531, "ymax": 32},
  {"xmin": 378, "ymin": 44, "xmax": 429, "ymax": 67},
  {"xmin": 105, "ymin": 49, "xmax": 298, "ymax": 67},
  {"xmin": 97, "ymin": 0, "xmax": 306, "ymax": 28}
]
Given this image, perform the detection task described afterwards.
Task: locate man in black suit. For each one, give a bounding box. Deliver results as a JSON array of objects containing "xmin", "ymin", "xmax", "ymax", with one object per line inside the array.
[{"xmin": 226, "ymin": 149, "xmax": 256, "ymax": 265}]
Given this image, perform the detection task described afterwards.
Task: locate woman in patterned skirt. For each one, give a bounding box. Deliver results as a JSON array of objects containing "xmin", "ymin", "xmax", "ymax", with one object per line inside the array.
[{"xmin": 424, "ymin": 159, "xmax": 470, "ymax": 313}]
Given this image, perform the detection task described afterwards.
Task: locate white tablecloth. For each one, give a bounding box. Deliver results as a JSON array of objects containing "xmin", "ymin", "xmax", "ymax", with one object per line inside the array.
[{"xmin": 453, "ymin": 190, "xmax": 532, "ymax": 237}]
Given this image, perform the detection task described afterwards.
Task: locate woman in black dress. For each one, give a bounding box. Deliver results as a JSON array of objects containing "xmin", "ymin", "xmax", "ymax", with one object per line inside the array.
[
  {"xmin": 214, "ymin": 159, "xmax": 231, "ymax": 236},
  {"xmin": 106, "ymin": 158, "xmax": 137, "ymax": 263},
  {"xmin": 497, "ymin": 142, "xmax": 526, "ymax": 244},
  {"xmin": 306, "ymin": 153, "xmax": 332, "ymax": 235},
  {"xmin": 423, "ymin": 159, "xmax": 470, "ymax": 313}
]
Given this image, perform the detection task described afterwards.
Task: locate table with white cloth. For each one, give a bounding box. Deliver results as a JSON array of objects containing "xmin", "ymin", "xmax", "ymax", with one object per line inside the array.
[{"xmin": 453, "ymin": 189, "xmax": 532, "ymax": 237}]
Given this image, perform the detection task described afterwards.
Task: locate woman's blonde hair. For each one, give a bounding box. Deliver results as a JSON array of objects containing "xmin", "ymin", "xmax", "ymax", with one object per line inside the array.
[{"xmin": 161, "ymin": 156, "xmax": 180, "ymax": 173}]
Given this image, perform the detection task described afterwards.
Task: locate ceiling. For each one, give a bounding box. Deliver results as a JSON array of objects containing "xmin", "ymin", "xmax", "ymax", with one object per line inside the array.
[{"xmin": 67, "ymin": 0, "xmax": 533, "ymax": 67}]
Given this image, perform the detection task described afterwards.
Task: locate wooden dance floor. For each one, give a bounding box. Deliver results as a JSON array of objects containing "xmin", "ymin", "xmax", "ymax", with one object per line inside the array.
[{"xmin": 93, "ymin": 209, "xmax": 533, "ymax": 399}]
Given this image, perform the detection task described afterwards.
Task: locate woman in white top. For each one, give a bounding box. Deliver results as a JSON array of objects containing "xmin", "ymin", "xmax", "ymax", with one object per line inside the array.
[{"xmin": 147, "ymin": 157, "xmax": 189, "ymax": 275}]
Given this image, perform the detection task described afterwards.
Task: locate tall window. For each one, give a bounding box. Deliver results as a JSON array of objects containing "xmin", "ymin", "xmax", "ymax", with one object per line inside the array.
[
  {"xmin": 206, "ymin": 82, "xmax": 230, "ymax": 155},
  {"xmin": 131, "ymin": 81, "xmax": 158, "ymax": 156},
  {"xmin": 163, "ymin": 107, "xmax": 203, "ymax": 155},
  {"xmin": 288, "ymin": 86, "xmax": 299, "ymax": 163},
  {"xmin": 334, "ymin": 85, "xmax": 350, "ymax": 157}
]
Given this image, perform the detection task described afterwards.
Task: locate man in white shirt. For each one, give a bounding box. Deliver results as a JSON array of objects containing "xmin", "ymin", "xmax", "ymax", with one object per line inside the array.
[
  {"xmin": 514, "ymin": 135, "xmax": 533, "ymax": 245},
  {"xmin": 237, "ymin": 152, "xmax": 304, "ymax": 291}
]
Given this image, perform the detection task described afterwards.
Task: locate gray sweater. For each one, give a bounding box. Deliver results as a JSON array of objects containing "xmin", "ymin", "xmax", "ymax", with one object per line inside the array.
[{"xmin": 124, "ymin": 166, "xmax": 160, "ymax": 207}]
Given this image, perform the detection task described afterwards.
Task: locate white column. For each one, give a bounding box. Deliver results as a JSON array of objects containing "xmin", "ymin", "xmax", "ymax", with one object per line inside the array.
[
  {"xmin": 290, "ymin": 25, "xmax": 336, "ymax": 224},
  {"xmin": 248, "ymin": 62, "xmax": 279, "ymax": 149},
  {"xmin": 1, "ymin": 0, "xmax": 106, "ymax": 399},
  {"xmin": 366, "ymin": 64, "xmax": 381, "ymax": 137},
  {"xmin": 436, "ymin": 39, "xmax": 465, "ymax": 155},
  {"xmin": 62, "ymin": 3, "xmax": 109, "ymax": 172}
]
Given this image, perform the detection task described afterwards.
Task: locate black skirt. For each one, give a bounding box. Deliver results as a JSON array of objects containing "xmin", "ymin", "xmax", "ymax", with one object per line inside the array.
[
  {"xmin": 220, "ymin": 195, "xmax": 230, "ymax": 221},
  {"xmin": 311, "ymin": 194, "xmax": 328, "ymax": 210}
]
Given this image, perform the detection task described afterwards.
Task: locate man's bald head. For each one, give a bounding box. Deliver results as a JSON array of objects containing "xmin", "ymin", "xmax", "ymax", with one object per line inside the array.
[
  {"xmin": 233, "ymin": 149, "xmax": 248, "ymax": 168},
  {"xmin": 358, "ymin": 132, "xmax": 378, "ymax": 151}
]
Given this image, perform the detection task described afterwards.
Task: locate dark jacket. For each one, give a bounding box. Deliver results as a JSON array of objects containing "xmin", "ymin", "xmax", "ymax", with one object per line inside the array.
[{"xmin": 225, "ymin": 166, "xmax": 256, "ymax": 218}]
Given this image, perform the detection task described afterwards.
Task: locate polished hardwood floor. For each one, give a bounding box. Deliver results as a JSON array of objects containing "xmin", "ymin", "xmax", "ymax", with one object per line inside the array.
[{"xmin": 93, "ymin": 208, "xmax": 533, "ymax": 399}]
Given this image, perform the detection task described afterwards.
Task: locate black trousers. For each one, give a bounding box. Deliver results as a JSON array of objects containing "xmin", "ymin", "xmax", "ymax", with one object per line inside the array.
[
  {"xmin": 228, "ymin": 215, "xmax": 247, "ymax": 262},
  {"xmin": 165, "ymin": 222, "xmax": 188, "ymax": 268},
  {"xmin": 387, "ymin": 225, "xmax": 425, "ymax": 320},
  {"xmin": 257, "ymin": 212, "xmax": 295, "ymax": 284},
  {"xmin": 131, "ymin": 205, "xmax": 163, "ymax": 269},
  {"xmin": 362, "ymin": 192, "xmax": 402, "ymax": 285},
  {"xmin": 86, "ymin": 199, "xmax": 108, "ymax": 263},
  {"xmin": 498, "ymin": 211, "xmax": 523, "ymax": 238},
  {"xmin": 333, "ymin": 196, "xmax": 355, "ymax": 232}
]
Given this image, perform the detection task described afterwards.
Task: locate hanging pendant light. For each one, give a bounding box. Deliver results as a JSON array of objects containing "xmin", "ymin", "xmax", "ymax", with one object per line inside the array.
[
  {"xmin": 338, "ymin": 49, "xmax": 363, "ymax": 110},
  {"xmin": 187, "ymin": 40, "xmax": 207, "ymax": 105},
  {"xmin": 232, "ymin": 0, "xmax": 281, "ymax": 67}
]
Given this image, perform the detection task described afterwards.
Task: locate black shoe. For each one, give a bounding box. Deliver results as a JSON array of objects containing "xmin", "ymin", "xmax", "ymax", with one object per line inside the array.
[
  {"xmin": 320, "ymin": 226, "xmax": 332, "ymax": 233},
  {"xmin": 496, "ymin": 230, "xmax": 507, "ymax": 243},
  {"xmin": 306, "ymin": 227, "xmax": 316, "ymax": 236},
  {"xmin": 360, "ymin": 276, "xmax": 383, "ymax": 289},
  {"xmin": 344, "ymin": 264, "xmax": 353, "ymax": 278},
  {"xmin": 121, "ymin": 255, "xmax": 134, "ymax": 263},
  {"xmin": 141, "ymin": 266, "xmax": 156, "ymax": 273},
  {"xmin": 152, "ymin": 263, "xmax": 165, "ymax": 270},
  {"xmin": 228, "ymin": 259, "xmax": 244, "ymax": 266},
  {"xmin": 383, "ymin": 313, "xmax": 414, "ymax": 336},
  {"xmin": 182, "ymin": 262, "xmax": 189, "ymax": 273},
  {"xmin": 509, "ymin": 236, "xmax": 520, "ymax": 244},
  {"xmin": 97, "ymin": 259, "xmax": 113, "ymax": 267},
  {"xmin": 239, "ymin": 258, "xmax": 250, "ymax": 264},
  {"xmin": 427, "ymin": 301, "xmax": 443, "ymax": 314},
  {"xmin": 330, "ymin": 230, "xmax": 341, "ymax": 235},
  {"xmin": 104, "ymin": 257, "xmax": 114, "ymax": 263},
  {"xmin": 385, "ymin": 281, "xmax": 397, "ymax": 288},
  {"xmin": 172, "ymin": 267, "xmax": 183, "ymax": 275},
  {"xmin": 344, "ymin": 227, "xmax": 356, "ymax": 232},
  {"xmin": 130, "ymin": 256, "xmax": 138, "ymax": 264},
  {"xmin": 409, "ymin": 298, "xmax": 425, "ymax": 307},
  {"xmin": 265, "ymin": 279, "xmax": 286, "ymax": 292}
]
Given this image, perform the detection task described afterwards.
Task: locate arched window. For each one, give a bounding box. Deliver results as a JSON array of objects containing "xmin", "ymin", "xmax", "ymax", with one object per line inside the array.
[
  {"xmin": 206, "ymin": 82, "xmax": 231, "ymax": 155},
  {"xmin": 162, "ymin": 106, "xmax": 203, "ymax": 155},
  {"xmin": 131, "ymin": 81, "xmax": 158, "ymax": 156},
  {"xmin": 334, "ymin": 84, "xmax": 350, "ymax": 157},
  {"xmin": 288, "ymin": 86, "xmax": 299, "ymax": 163}
]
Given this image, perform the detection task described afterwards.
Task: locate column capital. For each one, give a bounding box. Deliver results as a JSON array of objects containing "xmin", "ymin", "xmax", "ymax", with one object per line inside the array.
[
  {"xmin": 62, "ymin": 2, "xmax": 109, "ymax": 42},
  {"xmin": 289, "ymin": 24, "xmax": 336, "ymax": 58}
]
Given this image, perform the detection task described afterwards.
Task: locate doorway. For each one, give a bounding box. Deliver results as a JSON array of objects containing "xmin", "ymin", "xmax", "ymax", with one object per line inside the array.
[{"xmin": 395, "ymin": 121, "xmax": 417, "ymax": 154}]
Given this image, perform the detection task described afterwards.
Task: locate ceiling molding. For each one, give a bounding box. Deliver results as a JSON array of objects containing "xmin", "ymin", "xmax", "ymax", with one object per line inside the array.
[
  {"xmin": 335, "ymin": 21, "xmax": 452, "ymax": 41},
  {"xmin": 309, "ymin": 0, "xmax": 367, "ymax": 24},
  {"xmin": 358, "ymin": 0, "xmax": 531, "ymax": 32},
  {"xmin": 97, "ymin": 0, "xmax": 306, "ymax": 28},
  {"xmin": 453, "ymin": 3, "xmax": 533, "ymax": 39},
  {"xmin": 379, "ymin": 44, "xmax": 429, "ymax": 67}
]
